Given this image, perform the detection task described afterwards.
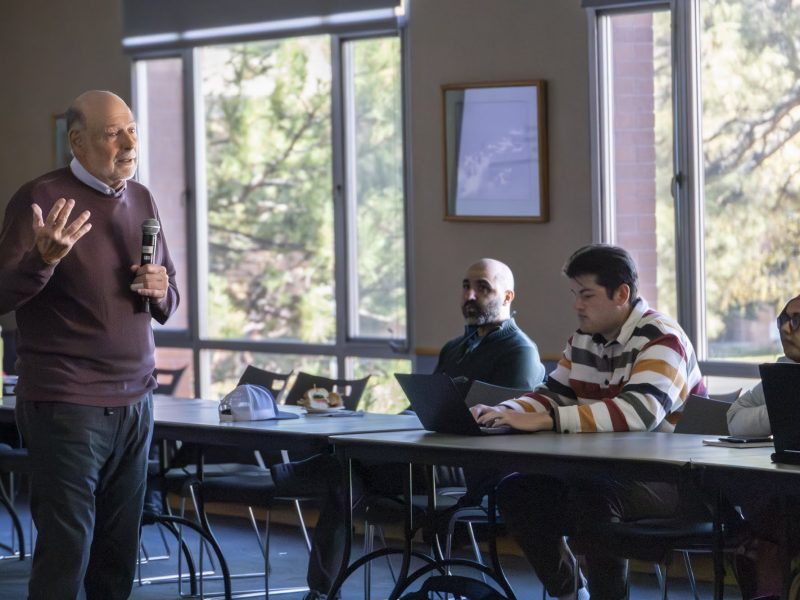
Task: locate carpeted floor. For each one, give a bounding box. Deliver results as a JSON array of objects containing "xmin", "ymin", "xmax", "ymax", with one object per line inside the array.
[{"xmin": 0, "ymin": 496, "xmax": 741, "ymax": 599}]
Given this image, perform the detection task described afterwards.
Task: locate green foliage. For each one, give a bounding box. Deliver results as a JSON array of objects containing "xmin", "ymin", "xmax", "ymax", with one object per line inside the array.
[
  {"xmin": 200, "ymin": 35, "xmax": 406, "ymax": 393},
  {"xmin": 202, "ymin": 37, "xmax": 335, "ymax": 344},
  {"xmin": 350, "ymin": 357, "xmax": 412, "ymax": 414},
  {"xmin": 700, "ymin": 0, "xmax": 800, "ymax": 329},
  {"xmin": 653, "ymin": 0, "xmax": 800, "ymax": 350},
  {"xmin": 347, "ymin": 38, "xmax": 407, "ymax": 337}
]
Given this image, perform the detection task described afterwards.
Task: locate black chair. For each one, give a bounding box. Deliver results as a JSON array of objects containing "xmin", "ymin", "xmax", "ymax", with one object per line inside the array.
[
  {"xmin": 237, "ymin": 366, "xmax": 293, "ymax": 403},
  {"xmin": 284, "ymin": 372, "xmax": 370, "ymax": 411},
  {"xmin": 153, "ymin": 366, "xmax": 187, "ymax": 395},
  {"xmin": 571, "ymin": 391, "xmax": 744, "ymax": 600},
  {"xmin": 0, "ymin": 443, "xmax": 28, "ymax": 561},
  {"xmin": 182, "ymin": 367, "xmax": 315, "ymax": 598},
  {"xmin": 137, "ymin": 367, "xmax": 286, "ymax": 598}
]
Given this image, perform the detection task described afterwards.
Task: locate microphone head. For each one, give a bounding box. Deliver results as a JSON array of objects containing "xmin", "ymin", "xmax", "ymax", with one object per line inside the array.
[{"xmin": 142, "ymin": 218, "xmax": 161, "ymax": 236}]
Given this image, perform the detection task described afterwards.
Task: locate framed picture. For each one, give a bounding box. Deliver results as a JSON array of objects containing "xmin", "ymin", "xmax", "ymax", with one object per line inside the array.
[
  {"xmin": 52, "ymin": 113, "xmax": 72, "ymax": 169},
  {"xmin": 442, "ymin": 80, "xmax": 548, "ymax": 222}
]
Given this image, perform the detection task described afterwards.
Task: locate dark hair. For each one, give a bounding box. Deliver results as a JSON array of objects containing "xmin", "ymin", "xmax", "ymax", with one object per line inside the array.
[
  {"xmin": 563, "ymin": 244, "xmax": 638, "ymax": 303},
  {"xmin": 65, "ymin": 105, "xmax": 85, "ymax": 132}
]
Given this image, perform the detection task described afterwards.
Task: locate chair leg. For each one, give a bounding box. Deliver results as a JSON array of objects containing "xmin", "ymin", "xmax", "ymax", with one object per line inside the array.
[
  {"xmin": 148, "ymin": 517, "xmax": 199, "ymax": 597},
  {"xmin": 264, "ymin": 512, "xmax": 271, "ymax": 600},
  {"xmin": 681, "ymin": 551, "xmax": 701, "ymax": 600},
  {"xmin": 0, "ymin": 475, "xmax": 25, "ymax": 560},
  {"xmin": 377, "ymin": 525, "xmax": 397, "ymax": 583},
  {"xmin": 465, "ymin": 522, "xmax": 489, "ymax": 584},
  {"xmin": 156, "ymin": 520, "xmax": 173, "ymax": 557},
  {"xmin": 624, "ymin": 559, "xmax": 631, "ymax": 600},
  {"xmin": 363, "ymin": 522, "xmax": 373, "ymax": 600},
  {"xmin": 293, "ymin": 499, "xmax": 312, "ymax": 553},
  {"xmin": 185, "ymin": 487, "xmax": 218, "ymax": 573},
  {"xmin": 661, "ymin": 561, "xmax": 670, "ymax": 600},
  {"xmin": 247, "ymin": 506, "xmax": 266, "ymax": 560}
]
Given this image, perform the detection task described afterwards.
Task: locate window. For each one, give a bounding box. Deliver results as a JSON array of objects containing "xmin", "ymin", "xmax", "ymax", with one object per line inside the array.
[
  {"xmin": 133, "ymin": 28, "xmax": 408, "ymax": 405},
  {"xmin": 588, "ymin": 0, "xmax": 799, "ymax": 381},
  {"xmin": 199, "ymin": 36, "xmax": 335, "ymax": 344},
  {"xmin": 699, "ymin": 0, "xmax": 799, "ymax": 363},
  {"xmin": 343, "ymin": 37, "xmax": 407, "ymax": 342}
]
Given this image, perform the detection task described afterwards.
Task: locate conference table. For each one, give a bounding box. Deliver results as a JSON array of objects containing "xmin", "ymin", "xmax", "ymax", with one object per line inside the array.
[
  {"xmin": 327, "ymin": 429, "xmax": 799, "ymax": 600},
  {"xmin": 4, "ymin": 394, "xmax": 800, "ymax": 598}
]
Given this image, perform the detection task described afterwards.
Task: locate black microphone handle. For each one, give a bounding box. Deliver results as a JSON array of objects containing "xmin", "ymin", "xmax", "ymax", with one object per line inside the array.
[{"xmin": 139, "ymin": 231, "xmax": 158, "ymax": 314}]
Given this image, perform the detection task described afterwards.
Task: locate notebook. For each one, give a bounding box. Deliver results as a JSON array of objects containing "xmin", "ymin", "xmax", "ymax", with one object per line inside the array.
[
  {"xmin": 394, "ymin": 373, "xmax": 517, "ymax": 436},
  {"xmin": 760, "ymin": 362, "xmax": 800, "ymax": 465}
]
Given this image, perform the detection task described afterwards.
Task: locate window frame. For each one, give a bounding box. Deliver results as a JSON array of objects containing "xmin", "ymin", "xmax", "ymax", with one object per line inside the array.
[{"xmin": 131, "ymin": 25, "xmax": 413, "ymax": 398}]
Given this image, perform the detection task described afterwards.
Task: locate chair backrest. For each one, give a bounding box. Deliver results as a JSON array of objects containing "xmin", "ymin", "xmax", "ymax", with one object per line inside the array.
[
  {"xmin": 153, "ymin": 366, "xmax": 187, "ymax": 395},
  {"xmin": 284, "ymin": 371, "xmax": 371, "ymax": 411},
  {"xmin": 674, "ymin": 394, "xmax": 732, "ymax": 435},
  {"xmin": 237, "ymin": 366, "xmax": 293, "ymax": 403}
]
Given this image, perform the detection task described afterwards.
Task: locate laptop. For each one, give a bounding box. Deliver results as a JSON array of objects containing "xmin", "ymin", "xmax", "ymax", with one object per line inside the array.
[
  {"xmin": 394, "ymin": 373, "xmax": 519, "ymax": 435},
  {"xmin": 760, "ymin": 362, "xmax": 800, "ymax": 464}
]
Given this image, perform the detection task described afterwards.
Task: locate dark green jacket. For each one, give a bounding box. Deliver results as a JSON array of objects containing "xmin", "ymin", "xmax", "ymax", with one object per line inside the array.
[{"xmin": 433, "ymin": 318, "xmax": 545, "ymax": 390}]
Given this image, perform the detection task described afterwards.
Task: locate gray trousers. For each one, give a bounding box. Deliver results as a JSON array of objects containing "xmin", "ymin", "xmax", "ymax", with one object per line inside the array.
[{"xmin": 16, "ymin": 394, "xmax": 153, "ymax": 600}]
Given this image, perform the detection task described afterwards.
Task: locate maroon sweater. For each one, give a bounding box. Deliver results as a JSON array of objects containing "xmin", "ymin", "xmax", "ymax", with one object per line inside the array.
[{"xmin": 0, "ymin": 168, "xmax": 179, "ymax": 406}]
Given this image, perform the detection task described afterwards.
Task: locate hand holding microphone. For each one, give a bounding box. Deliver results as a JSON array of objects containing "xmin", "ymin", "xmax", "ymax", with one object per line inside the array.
[{"xmin": 131, "ymin": 218, "xmax": 165, "ymax": 314}]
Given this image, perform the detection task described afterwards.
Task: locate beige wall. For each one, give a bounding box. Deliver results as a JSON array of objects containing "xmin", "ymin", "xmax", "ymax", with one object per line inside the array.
[
  {"xmin": 0, "ymin": 0, "xmax": 592, "ymax": 358},
  {"xmin": 408, "ymin": 0, "xmax": 592, "ymax": 357},
  {"xmin": 0, "ymin": 0, "xmax": 130, "ymax": 208}
]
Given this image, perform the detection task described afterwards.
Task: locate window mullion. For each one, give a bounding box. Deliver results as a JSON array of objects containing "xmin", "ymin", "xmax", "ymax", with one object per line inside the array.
[
  {"xmin": 588, "ymin": 11, "xmax": 617, "ymax": 243},
  {"xmin": 671, "ymin": 0, "xmax": 706, "ymax": 358},
  {"xmin": 330, "ymin": 34, "xmax": 350, "ymax": 372}
]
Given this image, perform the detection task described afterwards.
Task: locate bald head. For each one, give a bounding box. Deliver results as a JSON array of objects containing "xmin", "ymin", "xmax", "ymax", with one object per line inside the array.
[
  {"xmin": 467, "ymin": 258, "xmax": 514, "ymax": 293},
  {"xmin": 461, "ymin": 258, "xmax": 515, "ymax": 329},
  {"xmin": 67, "ymin": 90, "xmax": 138, "ymax": 189}
]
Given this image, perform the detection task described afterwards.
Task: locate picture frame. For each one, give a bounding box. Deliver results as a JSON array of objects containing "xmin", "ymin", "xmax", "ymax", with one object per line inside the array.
[
  {"xmin": 52, "ymin": 113, "xmax": 72, "ymax": 169},
  {"xmin": 442, "ymin": 80, "xmax": 548, "ymax": 222}
]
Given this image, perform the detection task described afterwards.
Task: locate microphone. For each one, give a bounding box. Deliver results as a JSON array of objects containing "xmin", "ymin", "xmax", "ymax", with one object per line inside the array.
[{"xmin": 138, "ymin": 218, "xmax": 161, "ymax": 314}]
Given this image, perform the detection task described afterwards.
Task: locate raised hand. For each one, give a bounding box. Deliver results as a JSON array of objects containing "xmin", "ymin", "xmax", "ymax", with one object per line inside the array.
[{"xmin": 32, "ymin": 198, "xmax": 92, "ymax": 265}]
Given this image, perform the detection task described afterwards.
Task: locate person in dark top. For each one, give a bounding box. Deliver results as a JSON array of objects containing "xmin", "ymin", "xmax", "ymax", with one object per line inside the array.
[
  {"xmin": 272, "ymin": 258, "xmax": 545, "ymax": 600},
  {"xmin": 0, "ymin": 90, "xmax": 179, "ymax": 600},
  {"xmin": 433, "ymin": 257, "xmax": 544, "ymax": 389}
]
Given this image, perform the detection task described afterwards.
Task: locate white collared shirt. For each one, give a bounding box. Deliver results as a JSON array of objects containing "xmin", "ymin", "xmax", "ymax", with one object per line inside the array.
[{"xmin": 70, "ymin": 158, "xmax": 127, "ymax": 198}]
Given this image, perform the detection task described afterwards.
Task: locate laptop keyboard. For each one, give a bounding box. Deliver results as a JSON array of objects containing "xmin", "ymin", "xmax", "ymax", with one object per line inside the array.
[{"xmin": 480, "ymin": 424, "xmax": 513, "ymax": 435}]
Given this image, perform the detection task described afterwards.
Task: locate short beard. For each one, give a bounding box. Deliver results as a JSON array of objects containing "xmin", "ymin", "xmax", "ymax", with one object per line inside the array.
[{"xmin": 462, "ymin": 299, "xmax": 503, "ymax": 326}]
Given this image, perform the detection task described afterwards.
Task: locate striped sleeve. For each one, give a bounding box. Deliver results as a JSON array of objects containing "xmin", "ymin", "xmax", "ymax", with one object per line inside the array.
[
  {"xmin": 500, "ymin": 341, "xmax": 578, "ymax": 414},
  {"xmin": 556, "ymin": 332, "xmax": 695, "ymax": 433}
]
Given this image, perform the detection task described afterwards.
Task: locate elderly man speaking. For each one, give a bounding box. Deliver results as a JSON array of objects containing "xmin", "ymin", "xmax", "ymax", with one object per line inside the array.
[{"xmin": 0, "ymin": 90, "xmax": 179, "ymax": 600}]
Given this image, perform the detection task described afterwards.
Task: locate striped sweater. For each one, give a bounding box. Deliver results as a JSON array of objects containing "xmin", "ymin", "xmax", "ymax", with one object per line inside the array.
[{"xmin": 499, "ymin": 298, "xmax": 706, "ymax": 433}]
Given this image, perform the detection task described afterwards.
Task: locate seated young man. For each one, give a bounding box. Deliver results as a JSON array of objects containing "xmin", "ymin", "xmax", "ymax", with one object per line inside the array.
[
  {"xmin": 723, "ymin": 293, "xmax": 800, "ymax": 599},
  {"xmin": 472, "ymin": 244, "xmax": 707, "ymax": 600}
]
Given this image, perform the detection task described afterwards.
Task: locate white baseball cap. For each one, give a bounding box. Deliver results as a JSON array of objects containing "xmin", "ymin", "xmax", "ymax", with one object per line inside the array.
[{"xmin": 219, "ymin": 384, "xmax": 298, "ymax": 422}]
